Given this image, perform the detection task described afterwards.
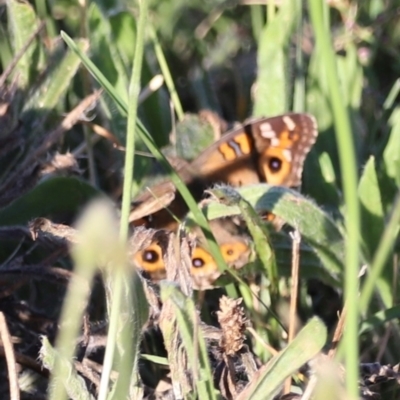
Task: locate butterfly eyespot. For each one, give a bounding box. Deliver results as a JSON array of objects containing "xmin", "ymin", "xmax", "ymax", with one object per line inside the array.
[
  {"xmin": 269, "ymin": 157, "xmax": 282, "ymax": 172},
  {"xmin": 191, "ymin": 247, "xmax": 216, "ymax": 274},
  {"xmin": 220, "ymin": 242, "xmax": 249, "ymax": 263},
  {"xmin": 192, "ymin": 257, "xmax": 205, "ymax": 268},
  {"xmin": 222, "ymin": 247, "xmax": 236, "ymax": 258},
  {"xmin": 142, "ymin": 249, "xmax": 159, "ymax": 263},
  {"xmin": 135, "ymin": 243, "xmax": 165, "ymax": 274},
  {"xmin": 262, "ymin": 212, "xmax": 276, "ymax": 222}
]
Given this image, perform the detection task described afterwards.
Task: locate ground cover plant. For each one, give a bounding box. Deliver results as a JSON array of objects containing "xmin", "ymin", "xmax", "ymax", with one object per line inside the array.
[{"xmin": 0, "ymin": 0, "xmax": 400, "ymax": 399}]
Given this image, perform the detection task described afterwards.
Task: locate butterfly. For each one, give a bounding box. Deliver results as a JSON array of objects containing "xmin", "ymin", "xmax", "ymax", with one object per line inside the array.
[{"xmin": 131, "ymin": 113, "xmax": 318, "ymax": 286}]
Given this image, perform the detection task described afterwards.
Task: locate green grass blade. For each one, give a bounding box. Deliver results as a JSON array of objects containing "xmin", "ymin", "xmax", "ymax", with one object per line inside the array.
[
  {"xmin": 150, "ymin": 26, "xmax": 184, "ymax": 121},
  {"xmin": 160, "ymin": 282, "xmax": 216, "ymax": 400},
  {"xmin": 6, "ymin": 0, "xmax": 41, "ymax": 87},
  {"xmin": 48, "ymin": 200, "xmax": 124, "ymax": 400},
  {"xmin": 41, "ymin": 337, "xmax": 94, "ymax": 400},
  {"xmin": 308, "ymin": 1, "xmax": 361, "ymax": 397},
  {"xmin": 242, "ymin": 317, "xmax": 327, "ymax": 400},
  {"xmin": 99, "ymin": 0, "xmax": 149, "ymax": 398},
  {"xmin": 383, "ymin": 107, "xmax": 400, "ymax": 187},
  {"xmin": 360, "ymin": 191, "xmax": 400, "ymax": 313},
  {"xmin": 23, "ymin": 39, "xmax": 88, "ymax": 113},
  {"xmin": 358, "ymin": 157, "xmax": 384, "ymax": 262}
]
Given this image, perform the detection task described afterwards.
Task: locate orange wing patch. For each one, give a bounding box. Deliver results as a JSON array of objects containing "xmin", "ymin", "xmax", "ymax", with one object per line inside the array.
[
  {"xmin": 218, "ymin": 132, "xmax": 252, "ymax": 161},
  {"xmin": 134, "ymin": 242, "xmax": 165, "ymax": 273},
  {"xmin": 259, "ymin": 128, "xmax": 301, "ymax": 185}
]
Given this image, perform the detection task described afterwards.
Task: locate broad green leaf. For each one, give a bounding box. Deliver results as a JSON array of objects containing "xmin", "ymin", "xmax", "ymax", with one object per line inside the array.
[
  {"xmin": 383, "ymin": 107, "xmax": 400, "ymax": 187},
  {"xmin": 359, "ymin": 305, "xmax": 400, "ymax": 335},
  {"xmin": 253, "ymin": 0, "xmax": 299, "ymax": 116},
  {"xmin": 199, "ymin": 184, "xmax": 345, "ymax": 282},
  {"xmin": 7, "ymin": 0, "xmax": 41, "ymax": 87},
  {"xmin": 22, "ymin": 39, "xmax": 88, "ymax": 114},
  {"xmin": 209, "ymin": 186, "xmax": 279, "ymax": 292},
  {"xmin": 162, "ymin": 113, "xmax": 219, "ymax": 161},
  {"xmin": 0, "ymin": 177, "xmax": 102, "ymax": 226},
  {"xmin": 337, "ymin": 44, "xmax": 363, "ymax": 111},
  {"xmin": 270, "ymin": 231, "xmax": 341, "ymax": 287},
  {"xmin": 88, "ymin": 4, "xmax": 129, "ymax": 106},
  {"xmin": 238, "ymin": 317, "xmax": 326, "ymax": 400},
  {"xmin": 358, "ymin": 156, "xmax": 384, "ymax": 261}
]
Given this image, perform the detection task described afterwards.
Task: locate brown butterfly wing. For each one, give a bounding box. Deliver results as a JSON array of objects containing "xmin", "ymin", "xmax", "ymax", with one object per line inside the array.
[
  {"xmin": 190, "ymin": 125, "xmax": 261, "ymax": 186},
  {"xmin": 250, "ymin": 113, "xmax": 318, "ymax": 187},
  {"xmin": 130, "ymin": 178, "xmax": 207, "ymax": 230},
  {"xmin": 129, "ymin": 181, "xmax": 176, "ymax": 222},
  {"xmin": 130, "ymin": 113, "xmax": 318, "ymax": 228},
  {"xmin": 191, "ymin": 113, "xmax": 317, "ymax": 187}
]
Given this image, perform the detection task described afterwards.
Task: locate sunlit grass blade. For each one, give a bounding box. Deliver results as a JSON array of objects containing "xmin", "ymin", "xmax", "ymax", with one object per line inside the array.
[
  {"xmin": 360, "ymin": 191, "xmax": 400, "ymax": 314},
  {"xmin": 6, "ymin": 0, "xmax": 42, "ymax": 87},
  {"xmin": 253, "ymin": 0, "xmax": 299, "ymax": 116},
  {"xmin": 22, "ymin": 39, "xmax": 88, "ymax": 115},
  {"xmin": 99, "ymin": 0, "xmax": 148, "ymax": 397},
  {"xmin": 150, "ymin": 26, "xmax": 184, "ymax": 121},
  {"xmin": 48, "ymin": 199, "xmax": 126, "ymax": 400},
  {"xmin": 308, "ymin": 1, "xmax": 361, "ymax": 397},
  {"xmin": 41, "ymin": 337, "xmax": 93, "ymax": 400}
]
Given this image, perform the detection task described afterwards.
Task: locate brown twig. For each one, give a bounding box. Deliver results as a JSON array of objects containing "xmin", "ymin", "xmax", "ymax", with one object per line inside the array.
[
  {"xmin": 328, "ymin": 305, "xmax": 347, "ymax": 358},
  {"xmin": 35, "ymin": 91, "xmax": 102, "ymax": 160},
  {"xmin": 0, "ymin": 264, "xmax": 73, "ymax": 284},
  {"xmin": 2, "ymin": 90, "xmax": 102, "ymax": 189},
  {"xmin": 0, "ymin": 312, "xmax": 20, "ymax": 400},
  {"xmin": 0, "ymin": 346, "xmax": 49, "ymax": 378},
  {"xmin": 74, "ymin": 360, "xmax": 101, "ymax": 395},
  {"xmin": 246, "ymin": 327, "xmax": 278, "ymax": 356}
]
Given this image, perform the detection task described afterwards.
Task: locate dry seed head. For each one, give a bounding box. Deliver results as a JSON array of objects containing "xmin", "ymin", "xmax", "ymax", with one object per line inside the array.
[{"xmin": 217, "ymin": 296, "xmax": 247, "ymax": 355}]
